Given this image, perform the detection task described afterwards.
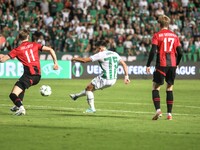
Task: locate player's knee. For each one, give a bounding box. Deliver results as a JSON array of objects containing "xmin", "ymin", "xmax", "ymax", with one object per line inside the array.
[
  {"xmin": 86, "ymin": 91, "xmax": 94, "ymax": 100},
  {"xmin": 15, "ymin": 81, "xmax": 26, "ymax": 91},
  {"xmin": 86, "ymin": 84, "xmax": 94, "ymax": 91},
  {"xmin": 166, "ymin": 84, "xmax": 173, "ymax": 91},
  {"xmin": 153, "ymin": 82, "xmax": 161, "ymax": 90}
]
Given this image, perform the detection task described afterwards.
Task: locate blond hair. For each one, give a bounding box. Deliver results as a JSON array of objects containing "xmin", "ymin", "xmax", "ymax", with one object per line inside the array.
[{"xmin": 158, "ymin": 15, "xmax": 171, "ymax": 28}]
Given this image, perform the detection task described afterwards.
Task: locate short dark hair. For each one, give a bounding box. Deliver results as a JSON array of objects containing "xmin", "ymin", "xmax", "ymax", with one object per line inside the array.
[{"xmin": 95, "ymin": 40, "xmax": 107, "ymax": 47}]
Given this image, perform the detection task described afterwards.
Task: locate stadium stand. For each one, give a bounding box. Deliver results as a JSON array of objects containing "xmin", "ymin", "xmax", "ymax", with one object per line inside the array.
[{"xmin": 0, "ymin": 0, "xmax": 199, "ymax": 62}]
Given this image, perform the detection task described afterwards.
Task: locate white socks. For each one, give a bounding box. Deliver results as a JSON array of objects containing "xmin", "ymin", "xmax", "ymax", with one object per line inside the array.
[
  {"xmin": 76, "ymin": 90, "xmax": 86, "ymax": 98},
  {"xmin": 167, "ymin": 113, "xmax": 172, "ymax": 116},
  {"xmin": 86, "ymin": 91, "xmax": 95, "ymax": 111},
  {"xmin": 156, "ymin": 109, "xmax": 161, "ymax": 113}
]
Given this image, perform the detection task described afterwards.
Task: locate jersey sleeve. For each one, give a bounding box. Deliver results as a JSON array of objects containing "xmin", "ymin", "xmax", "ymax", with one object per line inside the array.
[
  {"xmin": 90, "ymin": 52, "xmax": 101, "ymax": 62},
  {"xmin": 152, "ymin": 33, "xmax": 158, "ymax": 45},
  {"xmin": 8, "ymin": 48, "xmax": 17, "ymax": 59},
  {"xmin": 35, "ymin": 42, "xmax": 43, "ymax": 51},
  {"xmin": 116, "ymin": 53, "xmax": 121, "ymax": 62}
]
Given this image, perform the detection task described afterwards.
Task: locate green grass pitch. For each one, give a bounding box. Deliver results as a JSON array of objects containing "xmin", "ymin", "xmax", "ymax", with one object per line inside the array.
[{"xmin": 0, "ymin": 79, "xmax": 200, "ymax": 150}]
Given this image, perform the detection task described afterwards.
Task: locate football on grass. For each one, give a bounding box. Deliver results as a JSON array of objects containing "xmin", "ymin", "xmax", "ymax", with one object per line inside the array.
[{"xmin": 40, "ymin": 85, "xmax": 52, "ymax": 96}]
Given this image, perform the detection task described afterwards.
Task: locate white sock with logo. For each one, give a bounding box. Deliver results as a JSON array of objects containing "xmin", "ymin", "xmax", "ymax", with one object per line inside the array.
[{"xmin": 86, "ymin": 91, "xmax": 95, "ymax": 111}]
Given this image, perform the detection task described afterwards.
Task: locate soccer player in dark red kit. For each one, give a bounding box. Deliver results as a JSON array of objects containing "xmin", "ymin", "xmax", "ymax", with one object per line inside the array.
[
  {"xmin": 0, "ymin": 29, "xmax": 59, "ymax": 116},
  {"xmin": 146, "ymin": 15, "xmax": 182, "ymax": 120}
]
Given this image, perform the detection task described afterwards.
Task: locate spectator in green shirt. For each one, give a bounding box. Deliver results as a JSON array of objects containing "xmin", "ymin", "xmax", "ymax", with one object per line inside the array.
[
  {"xmin": 6, "ymin": 33, "xmax": 16, "ymax": 49},
  {"xmin": 116, "ymin": 42, "xmax": 125, "ymax": 55}
]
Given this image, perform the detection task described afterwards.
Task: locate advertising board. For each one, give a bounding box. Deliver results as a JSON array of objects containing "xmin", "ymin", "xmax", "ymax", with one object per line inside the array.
[
  {"xmin": 71, "ymin": 62, "xmax": 200, "ymax": 79},
  {"xmin": 0, "ymin": 60, "xmax": 71, "ymax": 79}
]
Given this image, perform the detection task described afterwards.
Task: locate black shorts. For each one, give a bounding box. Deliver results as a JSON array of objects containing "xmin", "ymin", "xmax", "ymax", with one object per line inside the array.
[
  {"xmin": 153, "ymin": 66, "xmax": 176, "ymax": 85},
  {"xmin": 15, "ymin": 74, "xmax": 41, "ymax": 90}
]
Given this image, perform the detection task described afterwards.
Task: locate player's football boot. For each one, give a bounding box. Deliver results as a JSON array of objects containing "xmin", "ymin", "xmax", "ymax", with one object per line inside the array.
[
  {"xmin": 10, "ymin": 106, "xmax": 19, "ymax": 112},
  {"xmin": 69, "ymin": 94, "xmax": 78, "ymax": 101},
  {"xmin": 85, "ymin": 108, "xmax": 96, "ymax": 113},
  {"xmin": 15, "ymin": 106, "xmax": 26, "ymax": 116},
  {"xmin": 167, "ymin": 115, "xmax": 172, "ymax": 120},
  {"xmin": 152, "ymin": 111, "xmax": 162, "ymax": 120}
]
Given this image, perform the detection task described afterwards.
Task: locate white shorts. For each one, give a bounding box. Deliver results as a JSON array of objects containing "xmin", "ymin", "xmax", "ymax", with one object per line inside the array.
[{"xmin": 91, "ymin": 75, "xmax": 117, "ymax": 90}]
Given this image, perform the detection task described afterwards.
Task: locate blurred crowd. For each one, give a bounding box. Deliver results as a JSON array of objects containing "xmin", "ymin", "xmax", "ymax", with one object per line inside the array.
[{"xmin": 0, "ymin": 0, "xmax": 200, "ymax": 60}]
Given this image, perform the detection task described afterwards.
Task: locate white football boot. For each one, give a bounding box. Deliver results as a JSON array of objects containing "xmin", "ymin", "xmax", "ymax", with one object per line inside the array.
[{"xmin": 15, "ymin": 106, "xmax": 26, "ymax": 116}]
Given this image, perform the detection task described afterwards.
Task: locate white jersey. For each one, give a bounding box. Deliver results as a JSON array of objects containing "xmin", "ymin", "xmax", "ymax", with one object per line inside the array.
[{"xmin": 90, "ymin": 50, "xmax": 121, "ymax": 79}]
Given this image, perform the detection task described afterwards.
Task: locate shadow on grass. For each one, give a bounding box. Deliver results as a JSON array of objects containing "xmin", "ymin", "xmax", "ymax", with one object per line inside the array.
[
  {"xmin": 1, "ymin": 123, "xmax": 99, "ymax": 131},
  {"xmin": 52, "ymin": 112, "xmax": 135, "ymax": 119},
  {"xmin": 26, "ymin": 107, "xmax": 141, "ymax": 119}
]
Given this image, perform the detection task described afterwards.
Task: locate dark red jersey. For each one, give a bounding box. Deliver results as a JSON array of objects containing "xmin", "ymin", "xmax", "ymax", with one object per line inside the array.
[
  {"xmin": 8, "ymin": 41, "xmax": 43, "ymax": 75},
  {"xmin": 152, "ymin": 29, "xmax": 181, "ymax": 67}
]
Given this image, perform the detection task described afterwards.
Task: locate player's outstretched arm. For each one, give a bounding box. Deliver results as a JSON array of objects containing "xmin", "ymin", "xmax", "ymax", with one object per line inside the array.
[
  {"xmin": 42, "ymin": 46, "xmax": 59, "ymax": 70},
  {"xmin": 0, "ymin": 54, "xmax": 10, "ymax": 63},
  {"xmin": 119, "ymin": 59, "xmax": 130, "ymax": 84},
  {"xmin": 71, "ymin": 57, "xmax": 92, "ymax": 63}
]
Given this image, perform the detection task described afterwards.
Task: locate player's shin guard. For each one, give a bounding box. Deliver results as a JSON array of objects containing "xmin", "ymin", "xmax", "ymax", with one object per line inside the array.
[
  {"xmin": 76, "ymin": 90, "xmax": 86, "ymax": 98},
  {"xmin": 9, "ymin": 93, "xmax": 23, "ymax": 107},
  {"xmin": 86, "ymin": 91, "xmax": 95, "ymax": 111},
  {"xmin": 19, "ymin": 91, "xmax": 25, "ymax": 101},
  {"xmin": 152, "ymin": 90, "xmax": 160, "ymax": 110},
  {"xmin": 166, "ymin": 91, "xmax": 173, "ymax": 113}
]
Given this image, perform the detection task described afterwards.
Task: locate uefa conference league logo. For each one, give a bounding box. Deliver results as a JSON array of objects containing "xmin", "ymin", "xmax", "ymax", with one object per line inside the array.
[
  {"xmin": 72, "ymin": 62, "xmax": 83, "ymax": 77},
  {"xmin": 42, "ymin": 63, "xmax": 62, "ymax": 75}
]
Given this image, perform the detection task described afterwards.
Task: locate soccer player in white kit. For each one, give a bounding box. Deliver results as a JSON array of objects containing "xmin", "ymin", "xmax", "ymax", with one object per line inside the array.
[{"xmin": 70, "ymin": 40, "xmax": 130, "ymax": 113}]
